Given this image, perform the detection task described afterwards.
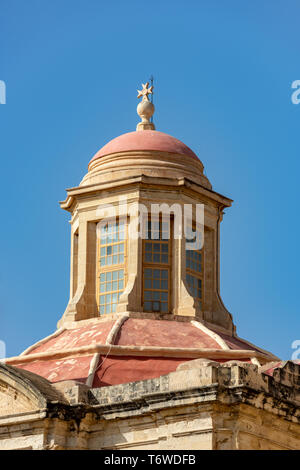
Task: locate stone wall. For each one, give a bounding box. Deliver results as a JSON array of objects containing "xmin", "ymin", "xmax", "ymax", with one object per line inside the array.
[{"xmin": 0, "ymin": 361, "xmax": 299, "ymax": 450}]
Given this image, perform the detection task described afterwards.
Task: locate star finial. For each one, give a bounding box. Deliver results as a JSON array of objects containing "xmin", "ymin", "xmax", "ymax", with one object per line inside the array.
[
  {"xmin": 137, "ymin": 82, "xmax": 153, "ymax": 101},
  {"xmin": 136, "ymin": 80, "xmax": 155, "ymax": 131}
]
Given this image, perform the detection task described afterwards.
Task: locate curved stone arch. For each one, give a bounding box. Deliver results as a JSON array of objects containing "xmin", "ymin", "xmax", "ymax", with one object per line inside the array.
[{"xmin": 0, "ymin": 363, "xmax": 65, "ymax": 417}]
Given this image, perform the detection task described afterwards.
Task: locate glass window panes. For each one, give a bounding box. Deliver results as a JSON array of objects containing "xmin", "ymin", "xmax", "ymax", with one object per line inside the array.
[
  {"xmin": 144, "ymin": 219, "xmax": 169, "ymax": 264},
  {"xmin": 186, "ymin": 273, "xmax": 202, "ymax": 308},
  {"xmin": 186, "ymin": 230, "xmax": 203, "ymax": 308},
  {"xmin": 147, "ymin": 219, "xmax": 170, "ymax": 241},
  {"xmin": 186, "ymin": 250, "xmax": 202, "ymax": 274},
  {"xmin": 98, "ymin": 218, "xmax": 126, "ymax": 315},
  {"xmin": 143, "ymin": 268, "xmax": 169, "ymax": 313},
  {"xmin": 99, "ymin": 220, "xmax": 125, "ymax": 266},
  {"xmin": 143, "ymin": 241, "xmax": 169, "ymax": 264},
  {"xmin": 143, "ymin": 218, "xmax": 171, "ymax": 314},
  {"xmin": 99, "ymin": 269, "xmax": 124, "ymax": 314}
]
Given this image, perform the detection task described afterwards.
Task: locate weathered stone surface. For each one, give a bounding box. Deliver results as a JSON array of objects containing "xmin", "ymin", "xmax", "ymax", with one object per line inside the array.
[{"xmin": 0, "ymin": 361, "xmax": 299, "ymax": 450}]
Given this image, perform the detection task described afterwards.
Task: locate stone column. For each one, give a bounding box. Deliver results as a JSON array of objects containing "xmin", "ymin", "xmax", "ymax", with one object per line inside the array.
[
  {"xmin": 116, "ymin": 203, "xmax": 142, "ymax": 313},
  {"xmin": 58, "ymin": 216, "xmax": 98, "ymax": 327},
  {"xmin": 70, "ymin": 226, "xmax": 79, "ymax": 300},
  {"xmin": 174, "ymin": 230, "xmax": 201, "ymax": 318}
]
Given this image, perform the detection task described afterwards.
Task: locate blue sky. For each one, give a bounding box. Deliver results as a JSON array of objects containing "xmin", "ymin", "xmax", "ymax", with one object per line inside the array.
[{"xmin": 0, "ymin": 0, "xmax": 299, "ymax": 359}]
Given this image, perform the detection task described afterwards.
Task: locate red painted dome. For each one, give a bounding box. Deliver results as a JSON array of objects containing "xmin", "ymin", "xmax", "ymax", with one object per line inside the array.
[
  {"xmin": 10, "ymin": 317, "xmax": 276, "ymax": 389},
  {"xmin": 89, "ymin": 130, "xmax": 199, "ymax": 165}
]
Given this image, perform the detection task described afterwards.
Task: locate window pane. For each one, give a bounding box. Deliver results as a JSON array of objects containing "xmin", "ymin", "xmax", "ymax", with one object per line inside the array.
[
  {"xmin": 112, "ymin": 281, "xmax": 118, "ymax": 291},
  {"xmin": 143, "ymin": 267, "xmax": 169, "ymax": 313},
  {"xmin": 145, "ymin": 268, "xmax": 152, "ymax": 278},
  {"xmin": 186, "ymin": 248, "xmax": 202, "ymax": 274},
  {"xmin": 112, "ymin": 270, "xmax": 118, "ymax": 280},
  {"xmin": 186, "ymin": 273, "xmax": 202, "ymax": 302}
]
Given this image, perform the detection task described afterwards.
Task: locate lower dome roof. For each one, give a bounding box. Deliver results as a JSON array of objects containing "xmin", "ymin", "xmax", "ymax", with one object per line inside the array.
[{"xmin": 8, "ymin": 317, "xmax": 277, "ymax": 389}]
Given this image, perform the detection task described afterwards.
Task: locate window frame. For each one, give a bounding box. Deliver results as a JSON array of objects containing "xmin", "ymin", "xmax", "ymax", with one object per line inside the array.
[
  {"xmin": 142, "ymin": 216, "xmax": 172, "ymax": 314},
  {"xmin": 96, "ymin": 216, "xmax": 128, "ymax": 315},
  {"xmin": 185, "ymin": 224, "xmax": 204, "ymax": 309}
]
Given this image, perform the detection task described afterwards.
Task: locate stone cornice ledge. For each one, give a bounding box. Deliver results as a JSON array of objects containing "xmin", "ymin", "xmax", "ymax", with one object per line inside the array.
[
  {"xmin": 5, "ymin": 344, "xmax": 272, "ymax": 364},
  {"xmin": 59, "ymin": 175, "xmax": 232, "ymax": 212},
  {"xmin": 49, "ymin": 361, "xmax": 300, "ymax": 422}
]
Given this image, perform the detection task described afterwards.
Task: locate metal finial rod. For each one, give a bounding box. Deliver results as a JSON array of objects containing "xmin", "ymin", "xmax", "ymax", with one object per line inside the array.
[
  {"xmin": 149, "ymin": 75, "xmax": 154, "ymax": 104},
  {"xmin": 149, "ymin": 76, "xmax": 154, "ymax": 123}
]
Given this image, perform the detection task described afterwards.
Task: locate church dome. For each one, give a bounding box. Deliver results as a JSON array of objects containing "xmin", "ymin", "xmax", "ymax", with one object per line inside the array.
[
  {"xmin": 89, "ymin": 130, "xmax": 199, "ymax": 163},
  {"xmin": 81, "ymin": 130, "xmax": 211, "ymax": 189}
]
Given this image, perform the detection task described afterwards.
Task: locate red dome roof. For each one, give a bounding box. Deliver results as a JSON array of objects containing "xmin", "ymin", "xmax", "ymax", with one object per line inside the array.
[
  {"xmin": 11, "ymin": 317, "xmax": 274, "ymax": 389},
  {"xmin": 89, "ymin": 130, "xmax": 199, "ymax": 164}
]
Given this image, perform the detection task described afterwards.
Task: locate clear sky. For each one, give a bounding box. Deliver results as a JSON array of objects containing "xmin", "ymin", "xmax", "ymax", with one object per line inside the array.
[{"xmin": 1, "ymin": 0, "xmax": 299, "ymax": 360}]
